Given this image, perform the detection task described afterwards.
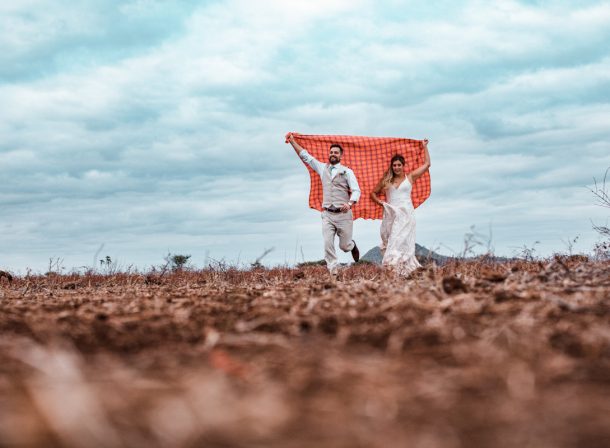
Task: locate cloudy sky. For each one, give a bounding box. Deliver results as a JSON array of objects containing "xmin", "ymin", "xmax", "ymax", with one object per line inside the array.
[{"xmin": 1, "ymin": 0, "xmax": 609, "ymax": 272}]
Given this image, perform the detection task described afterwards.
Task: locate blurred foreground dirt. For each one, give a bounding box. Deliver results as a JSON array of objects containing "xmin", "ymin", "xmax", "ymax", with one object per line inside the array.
[{"xmin": 1, "ymin": 257, "xmax": 609, "ymax": 448}]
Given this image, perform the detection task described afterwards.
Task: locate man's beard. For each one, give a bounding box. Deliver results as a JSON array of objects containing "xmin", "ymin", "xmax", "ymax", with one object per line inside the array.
[{"xmin": 329, "ymin": 156, "xmax": 339, "ymax": 164}]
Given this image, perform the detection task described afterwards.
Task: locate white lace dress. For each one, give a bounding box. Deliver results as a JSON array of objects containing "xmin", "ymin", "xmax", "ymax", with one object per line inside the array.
[{"xmin": 379, "ymin": 179, "xmax": 421, "ymax": 276}]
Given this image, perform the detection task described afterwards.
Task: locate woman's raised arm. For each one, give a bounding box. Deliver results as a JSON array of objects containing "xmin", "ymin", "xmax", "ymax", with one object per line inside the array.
[{"xmin": 408, "ymin": 140, "xmax": 431, "ymax": 183}]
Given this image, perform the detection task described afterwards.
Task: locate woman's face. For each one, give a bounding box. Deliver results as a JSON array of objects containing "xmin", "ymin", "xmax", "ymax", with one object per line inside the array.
[{"xmin": 392, "ymin": 160, "xmax": 404, "ymax": 176}]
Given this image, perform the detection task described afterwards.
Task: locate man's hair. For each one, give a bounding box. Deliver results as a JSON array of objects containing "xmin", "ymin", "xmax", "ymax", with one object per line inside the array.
[{"xmin": 330, "ymin": 143, "xmax": 344, "ymax": 154}]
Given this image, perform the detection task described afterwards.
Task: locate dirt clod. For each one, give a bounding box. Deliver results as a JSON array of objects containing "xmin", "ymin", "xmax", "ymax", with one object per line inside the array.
[{"xmin": 442, "ymin": 275, "xmax": 468, "ymax": 294}]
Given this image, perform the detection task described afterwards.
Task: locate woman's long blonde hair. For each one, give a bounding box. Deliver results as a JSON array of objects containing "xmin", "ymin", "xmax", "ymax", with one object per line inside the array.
[{"xmin": 375, "ymin": 154, "xmax": 406, "ymax": 192}]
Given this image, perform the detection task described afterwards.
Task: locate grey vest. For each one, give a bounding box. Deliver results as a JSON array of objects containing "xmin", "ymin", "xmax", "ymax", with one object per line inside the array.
[{"xmin": 322, "ymin": 164, "xmax": 351, "ymax": 208}]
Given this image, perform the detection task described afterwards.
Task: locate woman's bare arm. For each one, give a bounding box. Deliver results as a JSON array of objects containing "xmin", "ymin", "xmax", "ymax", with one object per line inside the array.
[
  {"xmin": 370, "ymin": 180, "xmax": 386, "ymax": 206},
  {"xmin": 408, "ymin": 140, "xmax": 431, "ymax": 183}
]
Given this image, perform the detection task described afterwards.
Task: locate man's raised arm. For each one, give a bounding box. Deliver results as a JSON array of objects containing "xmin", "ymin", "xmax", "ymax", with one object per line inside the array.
[
  {"xmin": 288, "ymin": 134, "xmax": 306, "ymax": 156},
  {"xmin": 288, "ymin": 134, "xmax": 324, "ymax": 176}
]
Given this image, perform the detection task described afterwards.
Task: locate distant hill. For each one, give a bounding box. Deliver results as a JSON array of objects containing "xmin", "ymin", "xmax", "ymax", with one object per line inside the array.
[
  {"xmin": 297, "ymin": 245, "xmax": 511, "ymax": 268},
  {"xmin": 360, "ymin": 244, "xmax": 452, "ymax": 265}
]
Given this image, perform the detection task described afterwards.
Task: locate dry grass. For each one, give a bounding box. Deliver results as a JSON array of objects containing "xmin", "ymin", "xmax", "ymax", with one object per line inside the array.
[{"xmin": 1, "ymin": 257, "xmax": 609, "ymax": 447}]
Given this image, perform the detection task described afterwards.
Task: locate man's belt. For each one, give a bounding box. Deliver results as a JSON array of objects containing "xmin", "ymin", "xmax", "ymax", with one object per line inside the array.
[{"xmin": 323, "ymin": 206, "xmax": 343, "ymax": 213}]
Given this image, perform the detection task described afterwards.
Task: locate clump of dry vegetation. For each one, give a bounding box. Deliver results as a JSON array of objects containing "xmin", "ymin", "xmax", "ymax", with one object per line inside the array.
[
  {"xmin": 0, "ymin": 257, "xmax": 609, "ymax": 447},
  {"xmin": 590, "ymin": 168, "xmax": 610, "ymax": 260}
]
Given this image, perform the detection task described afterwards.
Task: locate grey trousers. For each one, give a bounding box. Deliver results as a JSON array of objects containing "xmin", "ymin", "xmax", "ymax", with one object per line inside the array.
[{"xmin": 322, "ymin": 210, "xmax": 355, "ymax": 272}]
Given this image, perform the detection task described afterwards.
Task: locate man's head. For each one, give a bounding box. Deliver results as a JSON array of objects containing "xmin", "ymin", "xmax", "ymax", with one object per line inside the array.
[{"xmin": 328, "ymin": 143, "xmax": 344, "ymax": 165}]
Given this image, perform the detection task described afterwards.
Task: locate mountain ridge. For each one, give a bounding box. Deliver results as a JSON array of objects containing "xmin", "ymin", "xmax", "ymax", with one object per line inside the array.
[{"xmin": 360, "ymin": 244, "xmax": 451, "ymax": 265}]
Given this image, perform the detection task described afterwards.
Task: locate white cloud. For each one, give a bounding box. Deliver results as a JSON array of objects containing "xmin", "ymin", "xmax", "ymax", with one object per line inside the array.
[{"xmin": 1, "ymin": 0, "xmax": 609, "ymax": 271}]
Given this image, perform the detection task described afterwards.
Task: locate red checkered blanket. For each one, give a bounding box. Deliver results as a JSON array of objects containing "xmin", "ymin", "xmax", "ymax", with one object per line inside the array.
[{"xmin": 286, "ymin": 132, "xmax": 431, "ymax": 220}]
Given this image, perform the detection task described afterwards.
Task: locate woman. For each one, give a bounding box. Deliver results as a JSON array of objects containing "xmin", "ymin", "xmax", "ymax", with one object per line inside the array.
[{"xmin": 370, "ymin": 140, "xmax": 431, "ymax": 276}]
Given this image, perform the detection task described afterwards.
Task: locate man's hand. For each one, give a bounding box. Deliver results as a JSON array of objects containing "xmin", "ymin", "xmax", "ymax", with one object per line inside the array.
[{"xmin": 340, "ymin": 202, "xmax": 351, "ymax": 212}]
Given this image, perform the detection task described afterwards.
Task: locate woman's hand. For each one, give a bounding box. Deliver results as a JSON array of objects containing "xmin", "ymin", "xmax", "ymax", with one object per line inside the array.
[{"xmin": 370, "ymin": 189, "xmax": 387, "ymax": 207}]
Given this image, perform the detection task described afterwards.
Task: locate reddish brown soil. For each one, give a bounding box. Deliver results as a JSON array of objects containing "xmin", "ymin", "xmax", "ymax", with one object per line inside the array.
[{"xmin": 1, "ymin": 257, "xmax": 609, "ymax": 447}]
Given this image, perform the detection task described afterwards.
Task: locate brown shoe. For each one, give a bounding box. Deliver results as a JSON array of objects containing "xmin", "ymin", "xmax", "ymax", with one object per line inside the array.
[{"xmin": 351, "ymin": 241, "xmax": 360, "ymax": 262}]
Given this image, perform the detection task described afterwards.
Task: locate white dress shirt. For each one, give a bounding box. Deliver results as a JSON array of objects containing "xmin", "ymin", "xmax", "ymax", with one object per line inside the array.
[{"xmin": 299, "ymin": 149, "xmax": 361, "ymax": 203}]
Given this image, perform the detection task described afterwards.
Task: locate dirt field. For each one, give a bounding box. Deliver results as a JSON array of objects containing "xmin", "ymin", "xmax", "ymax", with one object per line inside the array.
[{"xmin": 1, "ymin": 257, "xmax": 609, "ymax": 448}]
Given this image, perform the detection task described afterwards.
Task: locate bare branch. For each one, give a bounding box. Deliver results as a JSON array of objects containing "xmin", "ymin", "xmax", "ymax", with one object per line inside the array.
[{"xmin": 588, "ymin": 167, "xmax": 610, "ymax": 208}]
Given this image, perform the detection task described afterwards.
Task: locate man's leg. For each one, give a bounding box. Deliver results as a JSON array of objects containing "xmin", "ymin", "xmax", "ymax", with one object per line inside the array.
[
  {"xmin": 337, "ymin": 211, "xmax": 359, "ymax": 261},
  {"xmin": 322, "ymin": 212, "xmax": 339, "ymax": 273},
  {"xmin": 336, "ymin": 211, "xmax": 355, "ymax": 252}
]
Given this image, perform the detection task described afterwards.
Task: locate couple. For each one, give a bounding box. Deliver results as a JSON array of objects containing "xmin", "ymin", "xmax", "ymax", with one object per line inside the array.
[{"xmin": 288, "ymin": 134, "xmax": 431, "ymax": 277}]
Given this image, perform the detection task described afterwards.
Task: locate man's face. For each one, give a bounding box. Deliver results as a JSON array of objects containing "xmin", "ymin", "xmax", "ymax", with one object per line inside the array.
[{"xmin": 328, "ymin": 147, "xmax": 342, "ymax": 165}]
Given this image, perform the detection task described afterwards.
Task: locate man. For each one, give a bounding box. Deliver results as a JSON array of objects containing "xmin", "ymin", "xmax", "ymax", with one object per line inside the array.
[{"xmin": 288, "ymin": 134, "xmax": 361, "ymax": 275}]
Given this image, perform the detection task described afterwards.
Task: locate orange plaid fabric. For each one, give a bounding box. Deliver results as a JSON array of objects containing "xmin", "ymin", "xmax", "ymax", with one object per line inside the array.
[{"xmin": 286, "ymin": 132, "xmax": 431, "ymax": 220}]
